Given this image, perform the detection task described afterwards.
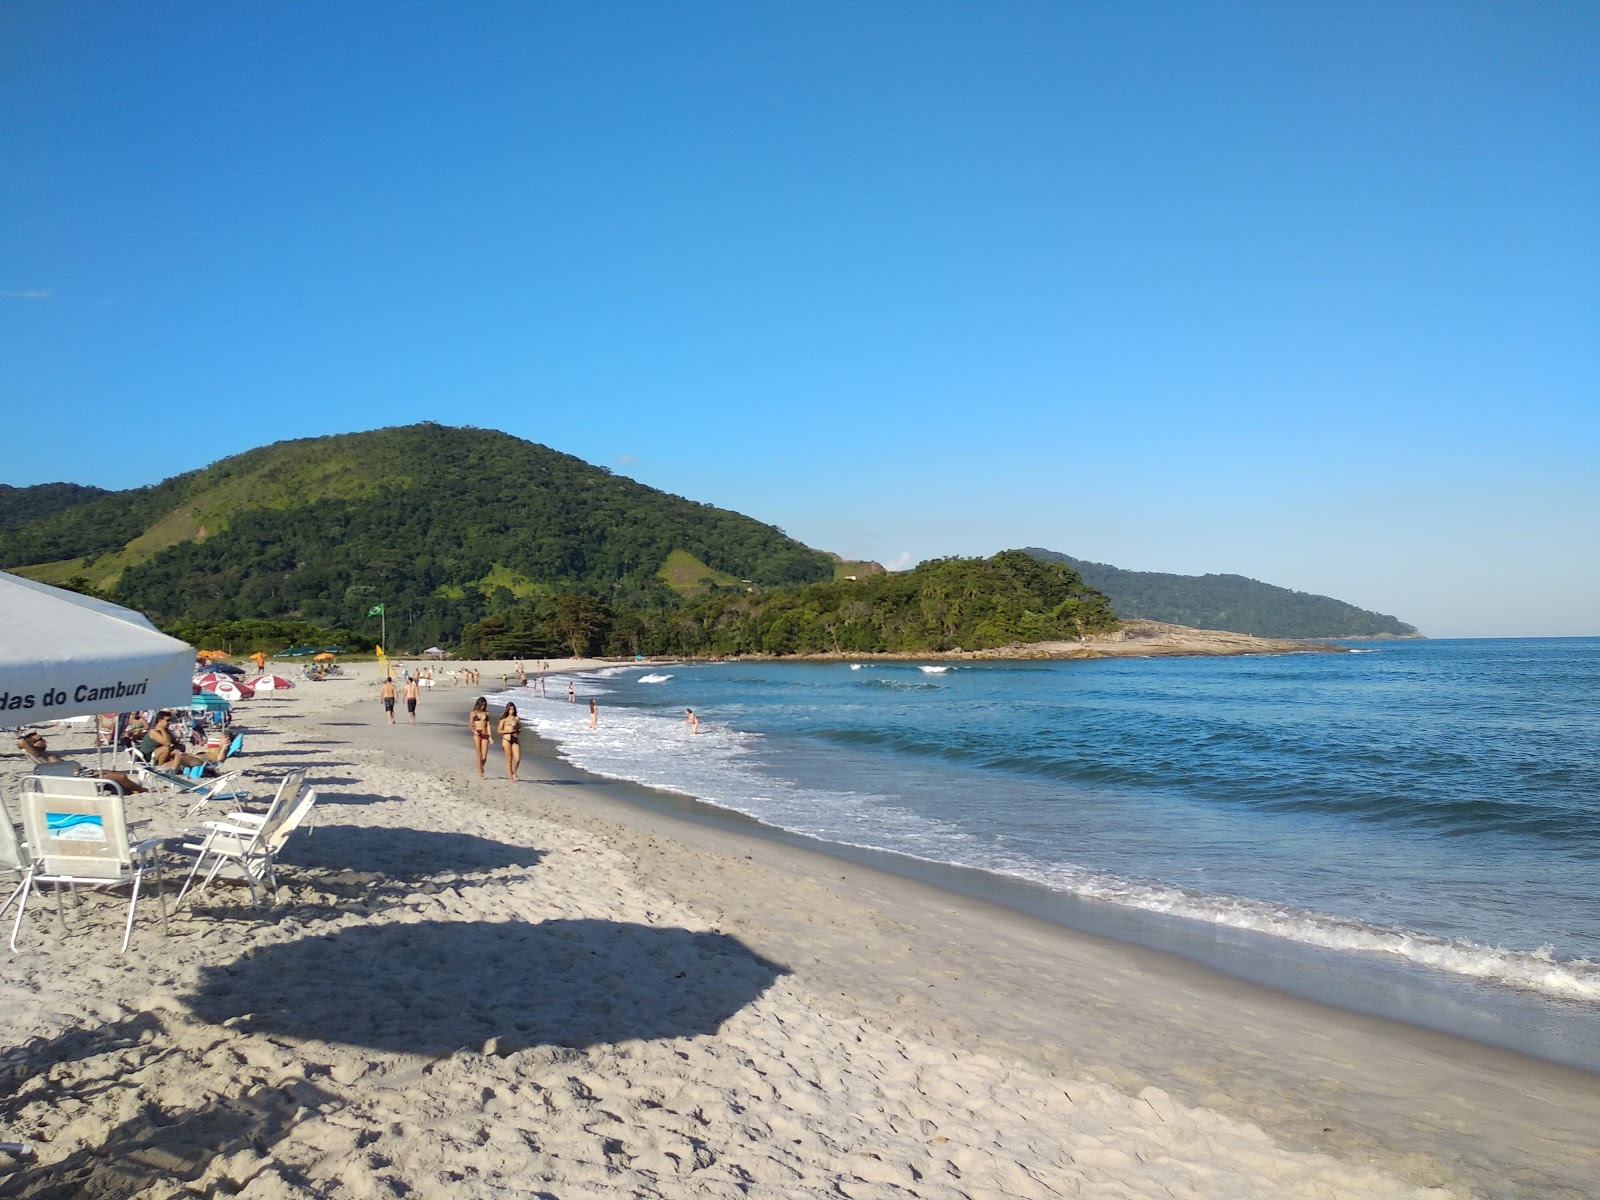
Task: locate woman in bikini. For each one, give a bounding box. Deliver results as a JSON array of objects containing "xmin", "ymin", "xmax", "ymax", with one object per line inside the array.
[
  {"xmin": 468, "ymin": 696, "xmax": 493, "ymax": 778},
  {"xmin": 498, "ymin": 702, "xmax": 522, "ymax": 782}
]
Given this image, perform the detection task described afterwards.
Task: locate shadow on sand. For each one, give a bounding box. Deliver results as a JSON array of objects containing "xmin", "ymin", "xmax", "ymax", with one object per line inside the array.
[
  {"xmin": 185, "ymin": 918, "xmax": 787, "ymax": 1054},
  {"xmin": 177, "ymin": 825, "xmax": 548, "ymax": 922},
  {"xmin": 277, "ymin": 824, "xmax": 545, "ymax": 877}
]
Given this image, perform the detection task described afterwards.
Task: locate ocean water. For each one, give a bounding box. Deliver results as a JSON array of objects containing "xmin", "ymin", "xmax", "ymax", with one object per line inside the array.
[{"xmin": 492, "ymin": 640, "xmax": 1600, "ymax": 1053}]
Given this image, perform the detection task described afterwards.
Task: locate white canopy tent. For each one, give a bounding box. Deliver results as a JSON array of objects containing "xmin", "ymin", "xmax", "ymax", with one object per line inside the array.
[{"xmin": 1, "ymin": 572, "xmax": 195, "ymax": 725}]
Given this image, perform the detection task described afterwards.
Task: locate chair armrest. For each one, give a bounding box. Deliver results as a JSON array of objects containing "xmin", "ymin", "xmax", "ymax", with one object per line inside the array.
[{"xmin": 199, "ymin": 821, "xmax": 260, "ymax": 837}]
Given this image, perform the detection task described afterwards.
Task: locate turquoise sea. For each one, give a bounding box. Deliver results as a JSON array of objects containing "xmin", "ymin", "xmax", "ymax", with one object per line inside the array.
[{"xmin": 494, "ymin": 638, "xmax": 1600, "ymax": 1071}]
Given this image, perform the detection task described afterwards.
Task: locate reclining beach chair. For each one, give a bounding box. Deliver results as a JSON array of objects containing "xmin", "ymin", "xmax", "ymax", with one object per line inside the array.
[
  {"xmin": 11, "ymin": 775, "xmax": 167, "ymax": 953},
  {"xmin": 176, "ymin": 773, "xmax": 312, "ymax": 909},
  {"xmin": 129, "ymin": 747, "xmax": 250, "ymax": 814}
]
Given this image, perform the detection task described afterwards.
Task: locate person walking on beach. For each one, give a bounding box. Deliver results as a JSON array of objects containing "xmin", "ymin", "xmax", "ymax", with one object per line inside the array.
[
  {"xmin": 685, "ymin": 707, "xmax": 700, "ymax": 735},
  {"xmin": 404, "ymin": 676, "xmax": 420, "ymax": 725},
  {"xmin": 468, "ymin": 696, "xmax": 493, "ymax": 778},
  {"xmin": 567, "ymin": 680, "xmax": 576, "ymax": 703},
  {"xmin": 588, "ymin": 697, "xmax": 598, "ymax": 729},
  {"xmin": 498, "ymin": 702, "xmax": 522, "ymax": 781},
  {"xmin": 380, "ymin": 676, "xmax": 397, "ymax": 724}
]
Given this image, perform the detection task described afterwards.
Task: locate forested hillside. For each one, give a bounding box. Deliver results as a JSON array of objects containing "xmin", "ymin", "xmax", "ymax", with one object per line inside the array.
[
  {"xmin": 1025, "ymin": 549, "xmax": 1418, "ymax": 639},
  {"xmin": 0, "ymin": 482, "xmax": 108, "ymax": 529},
  {"xmin": 464, "ymin": 551, "xmax": 1119, "ymax": 658},
  {"xmin": 0, "ymin": 425, "xmax": 835, "ymax": 649}
]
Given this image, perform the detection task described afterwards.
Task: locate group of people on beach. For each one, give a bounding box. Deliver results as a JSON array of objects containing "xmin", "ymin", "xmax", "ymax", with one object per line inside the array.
[
  {"xmin": 469, "ymin": 696, "xmax": 522, "ymax": 780},
  {"xmin": 377, "ymin": 660, "xmax": 703, "ymax": 782},
  {"xmin": 378, "ymin": 675, "xmax": 421, "ymax": 725}
]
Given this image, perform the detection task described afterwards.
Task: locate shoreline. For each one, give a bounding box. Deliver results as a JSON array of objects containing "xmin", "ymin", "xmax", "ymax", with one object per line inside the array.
[
  {"xmin": 4, "ymin": 667, "xmax": 1598, "ymax": 1197},
  {"xmin": 363, "ymin": 678, "xmax": 1600, "ymax": 1195},
  {"xmin": 492, "ymin": 667, "xmax": 1600, "ymax": 1076}
]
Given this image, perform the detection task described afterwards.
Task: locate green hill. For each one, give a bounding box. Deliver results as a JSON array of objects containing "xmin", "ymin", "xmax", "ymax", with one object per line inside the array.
[
  {"xmin": 466, "ymin": 550, "xmax": 1119, "ymax": 658},
  {"xmin": 0, "ymin": 424, "xmax": 835, "ymax": 649},
  {"xmin": 0, "ymin": 482, "xmax": 109, "ymax": 529},
  {"xmin": 1024, "ymin": 548, "xmax": 1418, "ymax": 639}
]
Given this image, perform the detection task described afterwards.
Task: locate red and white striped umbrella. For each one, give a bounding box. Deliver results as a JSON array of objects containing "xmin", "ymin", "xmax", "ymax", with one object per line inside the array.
[
  {"xmin": 195, "ymin": 672, "xmax": 254, "ymax": 700},
  {"xmin": 245, "ymin": 674, "xmax": 295, "ymax": 692}
]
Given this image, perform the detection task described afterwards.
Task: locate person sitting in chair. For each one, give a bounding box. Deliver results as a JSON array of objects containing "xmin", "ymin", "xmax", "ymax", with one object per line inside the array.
[
  {"xmin": 15, "ymin": 731, "xmax": 61, "ymax": 762},
  {"xmin": 143, "ymin": 712, "xmax": 205, "ymax": 770}
]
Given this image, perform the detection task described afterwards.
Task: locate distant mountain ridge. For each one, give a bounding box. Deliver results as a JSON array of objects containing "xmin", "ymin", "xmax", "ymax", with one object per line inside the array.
[
  {"xmin": 0, "ymin": 482, "xmax": 109, "ymax": 529},
  {"xmin": 1023, "ymin": 548, "xmax": 1419, "ymax": 639},
  {"xmin": 0, "ymin": 424, "xmax": 837, "ymax": 649}
]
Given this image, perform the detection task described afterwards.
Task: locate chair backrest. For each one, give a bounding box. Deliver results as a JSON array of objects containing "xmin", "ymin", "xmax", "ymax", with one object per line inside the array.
[
  {"xmin": 267, "ymin": 787, "xmax": 319, "ymax": 853},
  {"xmin": 0, "ymin": 793, "xmax": 29, "ymax": 875},
  {"xmin": 31, "ymin": 761, "xmax": 79, "ymax": 778},
  {"xmin": 25, "ymin": 774, "xmax": 123, "ymax": 798},
  {"xmin": 18, "ymin": 777, "xmax": 133, "ymax": 882},
  {"xmin": 225, "ymin": 733, "xmax": 245, "ymax": 759},
  {"xmin": 269, "ymin": 770, "xmax": 306, "ymax": 811},
  {"xmin": 241, "ymin": 772, "xmax": 305, "ymax": 852}
]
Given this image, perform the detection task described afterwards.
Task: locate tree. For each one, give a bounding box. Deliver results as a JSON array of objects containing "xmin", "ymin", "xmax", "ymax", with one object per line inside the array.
[{"xmin": 550, "ymin": 593, "xmax": 609, "ymax": 658}]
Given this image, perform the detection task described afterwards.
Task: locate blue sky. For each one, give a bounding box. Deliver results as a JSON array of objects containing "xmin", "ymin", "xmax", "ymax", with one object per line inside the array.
[{"xmin": 2, "ymin": 1, "xmax": 1595, "ymax": 636}]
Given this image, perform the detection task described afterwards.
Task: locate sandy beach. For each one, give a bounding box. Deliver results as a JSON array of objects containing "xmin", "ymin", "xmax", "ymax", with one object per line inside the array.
[{"xmin": 3, "ymin": 662, "xmax": 1597, "ymax": 1199}]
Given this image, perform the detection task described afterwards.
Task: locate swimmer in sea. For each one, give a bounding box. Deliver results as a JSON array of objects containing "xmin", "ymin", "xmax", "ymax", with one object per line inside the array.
[
  {"xmin": 685, "ymin": 707, "xmax": 700, "ymax": 735},
  {"xmin": 589, "ymin": 697, "xmax": 598, "ymax": 729}
]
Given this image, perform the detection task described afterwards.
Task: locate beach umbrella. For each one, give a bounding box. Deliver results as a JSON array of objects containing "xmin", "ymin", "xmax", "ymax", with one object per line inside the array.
[
  {"xmin": 0, "ymin": 571, "xmax": 194, "ymax": 725},
  {"xmin": 209, "ymin": 661, "xmax": 247, "ymax": 677},
  {"xmin": 321, "ymin": 644, "xmax": 347, "ymax": 654},
  {"xmin": 279, "ymin": 645, "xmax": 318, "ymax": 658},
  {"xmin": 313, "ymin": 652, "xmax": 336, "ymax": 662},
  {"xmin": 195, "ymin": 673, "xmax": 253, "ymax": 701},
  {"xmin": 245, "ymin": 674, "xmax": 295, "ymax": 692},
  {"xmin": 190, "ymin": 692, "xmax": 233, "ymax": 713}
]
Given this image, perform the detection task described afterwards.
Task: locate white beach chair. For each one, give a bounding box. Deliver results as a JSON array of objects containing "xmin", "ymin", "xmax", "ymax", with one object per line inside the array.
[
  {"xmin": 1, "ymin": 793, "xmax": 32, "ymax": 922},
  {"xmin": 11, "ymin": 775, "xmax": 168, "ymax": 953},
  {"xmin": 176, "ymin": 779, "xmax": 316, "ymax": 910}
]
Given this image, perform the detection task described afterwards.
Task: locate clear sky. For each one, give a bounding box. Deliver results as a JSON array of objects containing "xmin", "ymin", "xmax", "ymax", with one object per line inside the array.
[{"xmin": 2, "ymin": 1, "xmax": 1595, "ymax": 637}]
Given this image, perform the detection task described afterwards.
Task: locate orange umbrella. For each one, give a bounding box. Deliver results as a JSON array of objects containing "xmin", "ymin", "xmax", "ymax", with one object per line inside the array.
[{"xmin": 313, "ymin": 652, "xmax": 336, "ymax": 661}]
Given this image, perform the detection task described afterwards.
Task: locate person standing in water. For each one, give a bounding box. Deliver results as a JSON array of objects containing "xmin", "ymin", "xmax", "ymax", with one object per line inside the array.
[
  {"xmin": 588, "ymin": 697, "xmax": 598, "ymax": 729},
  {"xmin": 404, "ymin": 675, "xmax": 420, "ymax": 725},
  {"xmin": 468, "ymin": 696, "xmax": 492, "ymax": 778},
  {"xmin": 498, "ymin": 702, "xmax": 522, "ymax": 781},
  {"xmin": 685, "ymin": 707, "xmax": 700, "ymax": 735},
  {"xmin": 567, "ymin": 680, "xmax": 576, "ymax": 703},
  {"xmin": 380, "ymin": 676, "xmax": 397, "ymax": 724}
]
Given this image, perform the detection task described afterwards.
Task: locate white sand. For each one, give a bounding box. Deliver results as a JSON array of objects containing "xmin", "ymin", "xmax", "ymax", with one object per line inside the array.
[{"xmin": 2, "ymin": 663, "xmax": 1597, "ymax": 1198}]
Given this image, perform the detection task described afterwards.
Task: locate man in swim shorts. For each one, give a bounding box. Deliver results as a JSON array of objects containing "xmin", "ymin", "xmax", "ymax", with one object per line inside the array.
[
  {"xmin": 381, "ymin": 676, "xmax": 397, "ymax": 724},
  {"xmin": 404, "ymin": 676, "xmax": 420, "ymax": 725}
]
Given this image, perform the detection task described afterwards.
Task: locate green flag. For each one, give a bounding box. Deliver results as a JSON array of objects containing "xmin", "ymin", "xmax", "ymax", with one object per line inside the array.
[{"xmin": 367, "ymin": 604, "xmax": 384, "ymax": 617}]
